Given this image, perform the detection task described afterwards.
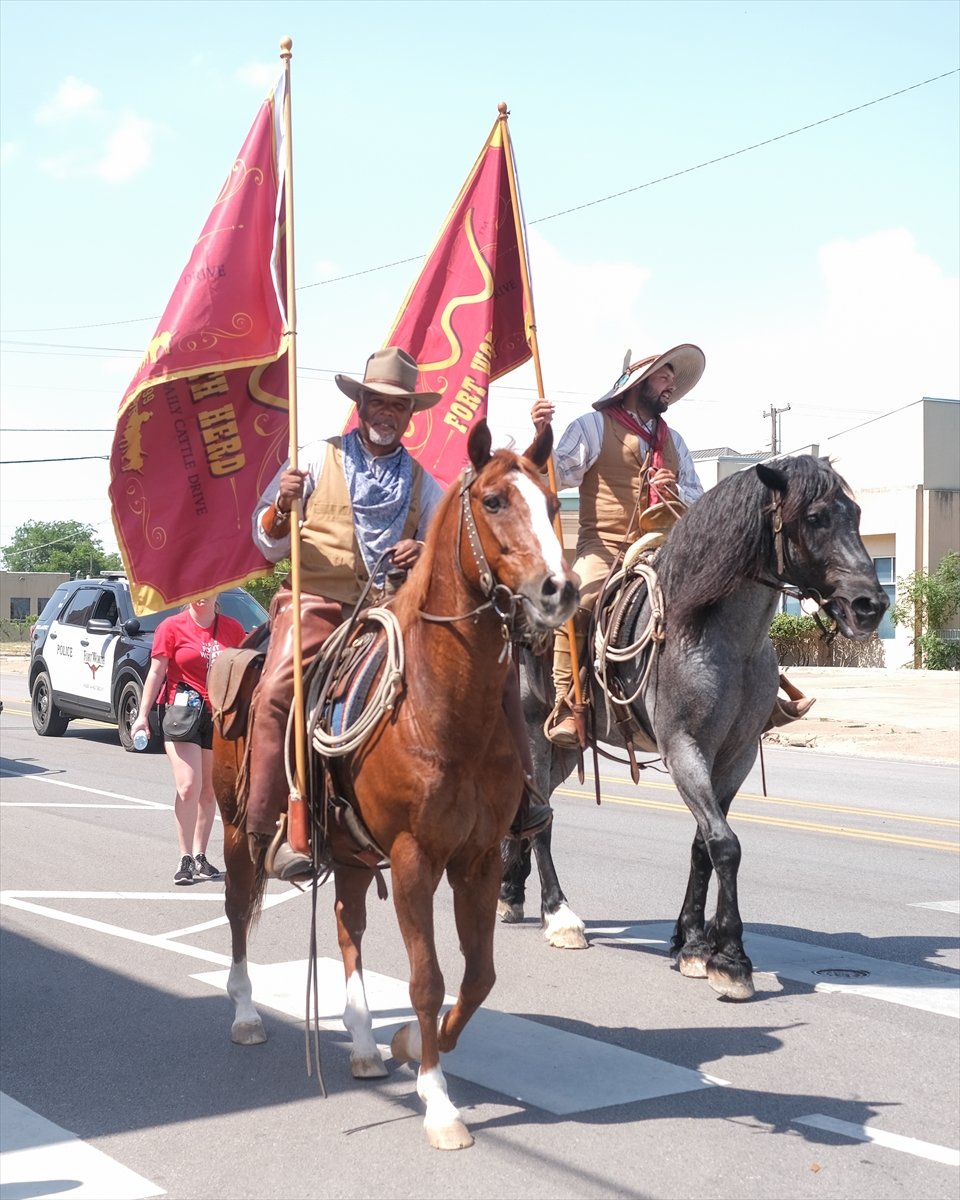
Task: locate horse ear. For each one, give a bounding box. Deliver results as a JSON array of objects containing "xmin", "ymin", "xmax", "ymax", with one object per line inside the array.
[
  {"xmin": 522, "ymin": 423, "xmax": 554, "ymax": 470},
  {"xmin": 467, "ymin": 418, "xmax": 493, "ymax": 471},
  {"xmin": 756, "ymin": 461, "xmax": 788, "ymax": 494}
]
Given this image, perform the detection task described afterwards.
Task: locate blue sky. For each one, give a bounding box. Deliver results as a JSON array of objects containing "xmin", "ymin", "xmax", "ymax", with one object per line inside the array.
[{"xmin": 1, "ymin": 0, "xmax": 957, "ymax": 558}]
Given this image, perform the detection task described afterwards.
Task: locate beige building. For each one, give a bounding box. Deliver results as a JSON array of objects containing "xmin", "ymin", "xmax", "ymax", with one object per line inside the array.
[
  {"xmin": 825, "ymin": 396, "xmax": 959, "ymax": 667},
  {"xmin": 0, "ymin": 571, "xmax": 69, "ymax": 622}
]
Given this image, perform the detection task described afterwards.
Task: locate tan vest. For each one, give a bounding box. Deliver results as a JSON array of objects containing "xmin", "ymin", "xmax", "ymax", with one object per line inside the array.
[
  {"xmin": 299, "ymin": 437, "xmax": 425, "ymax": 605},
  {"xmin": 577, "ymin": 414, "xmax": 679, "ymax": 559}
]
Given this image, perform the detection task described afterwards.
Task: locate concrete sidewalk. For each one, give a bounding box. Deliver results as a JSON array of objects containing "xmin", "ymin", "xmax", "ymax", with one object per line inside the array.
[
  {"xmin": 764, "ymin": 666, "xmax": 958, "ymax": 764},
  {"xmin": 2, "ymin": 654, "xmax": 958, "ymax": 765}
]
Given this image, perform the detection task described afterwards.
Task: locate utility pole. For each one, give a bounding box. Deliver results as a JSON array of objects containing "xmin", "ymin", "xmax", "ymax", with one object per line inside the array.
[{"xmin": 762, "ymin": 403, "xmax": 791, "ymax": 455}]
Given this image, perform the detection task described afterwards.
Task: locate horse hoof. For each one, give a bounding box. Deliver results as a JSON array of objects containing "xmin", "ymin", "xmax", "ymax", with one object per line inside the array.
[
  {"xmin": 391, "ymin": 1022, "xmax": 421, "ymax": 1065},
  {"xmin": 351, "ymin": 1053, "xmax": 389, "ymax": 1079},
  {"xmin": 231, "ymin": 1019, "xmax": 267, "ymax": 1045},
  {"xmin": 543, "ymin": 903, "xmax": 588, "ymax": 950},
  {"xmin": 497, "ymin": 900, "xmax": 524, "ymax": 923},
  {"xmin": 544, "ymin": 925, "xmax": 589, "ymax": 950},
  {"xmin": 675, "ymin": 953, "xmax": 708, "ymax": 979},
  {"xmin": 425, "ymin": 1119, "xmax": 474, "ymax": 1151},
  {"xmin": 707, "ymin": 967, "xmax": 755, "ymax": 1001}
]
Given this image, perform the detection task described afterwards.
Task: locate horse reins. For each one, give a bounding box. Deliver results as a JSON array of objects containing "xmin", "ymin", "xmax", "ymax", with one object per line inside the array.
[
  {"xmin": 418, "ymin": 467, "xmax": 537, "ymax": 653},
  {"xmin": 755, "ymin": 489, "xmax": 836, "ymax": 642}
]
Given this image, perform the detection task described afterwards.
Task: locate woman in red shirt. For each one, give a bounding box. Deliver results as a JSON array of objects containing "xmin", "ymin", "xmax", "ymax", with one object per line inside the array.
[{"xmin": 131, "ymin": 593, "xmax": 245, "ymax": 884}]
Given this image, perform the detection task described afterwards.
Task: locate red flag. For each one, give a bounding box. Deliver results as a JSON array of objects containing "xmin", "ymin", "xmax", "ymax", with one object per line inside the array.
[
  {"xmin": 346, "ymin": 115, "xmax": 532, "ymax": 487},
  {"xmin": 109, "ymin": 76, "xmax": 290, "ymax": 614}
]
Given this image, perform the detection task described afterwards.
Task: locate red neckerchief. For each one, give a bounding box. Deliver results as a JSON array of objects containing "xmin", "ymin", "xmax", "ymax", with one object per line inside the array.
[{"xmin": 607, "ymin": 405, "xmax": 670, "ymax": 504}]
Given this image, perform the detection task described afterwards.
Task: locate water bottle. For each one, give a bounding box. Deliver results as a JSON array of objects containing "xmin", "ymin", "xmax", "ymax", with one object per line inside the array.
[
  {"xmin": 187, "ymin": 689, "xmax": 202, "ymax": 709},
  {"xmin": 132, "ymin": 730, "xmax": 149, "ymax": 751}
]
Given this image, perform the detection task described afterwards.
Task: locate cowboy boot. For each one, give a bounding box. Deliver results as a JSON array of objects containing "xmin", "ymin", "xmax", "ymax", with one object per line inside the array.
[{"xmin": 247, "ymin": 827, "xmax": 313, "ymax": 881}]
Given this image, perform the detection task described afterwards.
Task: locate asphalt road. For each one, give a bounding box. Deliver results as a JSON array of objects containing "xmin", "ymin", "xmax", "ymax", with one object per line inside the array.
[{"xmin": 1, "ymin": 685, "xmax": 958, "ymax": 1200}]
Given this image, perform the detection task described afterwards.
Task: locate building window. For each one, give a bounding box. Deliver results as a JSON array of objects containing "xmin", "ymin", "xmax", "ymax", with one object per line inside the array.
[
  {"xmin": 10, "ymin": 597, "xmax": 30, "ymax": 620},
  {"xmin": 874, "ymin": 557, "xmax": 896, "ymax": 640},
  {"xmin": 36, "ymin": 597, "xmax": 49, "ymax": 615}
]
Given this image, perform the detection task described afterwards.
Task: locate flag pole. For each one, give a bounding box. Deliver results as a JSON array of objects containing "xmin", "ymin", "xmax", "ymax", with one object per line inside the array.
[
  {"xmin": 280, "ymin": 37, "xmax": 310, "ymax": 853},
  {"xmin": 498, "ymin": 102, "xmax": 585, "ymax": 719}
]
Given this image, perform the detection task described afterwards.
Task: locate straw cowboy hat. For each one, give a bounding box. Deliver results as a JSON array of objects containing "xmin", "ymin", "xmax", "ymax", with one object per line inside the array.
[
  {"xmin": 593, "ymin": 343, "xmax": 705, "ymax": 411},
  {"xmin": 335, "ymin": 346, "xmax": 441, "ymax": 412}
]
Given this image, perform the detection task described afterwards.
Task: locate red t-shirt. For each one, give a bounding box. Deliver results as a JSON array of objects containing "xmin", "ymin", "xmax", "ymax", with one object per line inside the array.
[{"xmin": 151, "ymin": 610, "xmax": 246, "ymax": 706}]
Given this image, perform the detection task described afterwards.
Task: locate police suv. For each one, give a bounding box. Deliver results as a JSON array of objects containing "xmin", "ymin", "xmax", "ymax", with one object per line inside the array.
[{"xmin": 29, "ymin": 573, "xmax": 267, "ymax": 751}]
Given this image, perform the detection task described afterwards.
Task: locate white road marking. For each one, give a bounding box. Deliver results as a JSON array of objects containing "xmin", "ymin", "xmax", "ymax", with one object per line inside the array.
[
  {"xmin": 0, "ymin": 1092, "xmax": 164, "ymax": 1199},
  {"xmin": 795, "ymin": 1114, "xmax": 960, "ymax": 1166},
  {"xmin": 0, "ymin": 771, "xmax": 170, "ymax": 809},
  {"xmin": 192, "ymin": 958, "xmax": 726, "ymax": 1115},
  {"xmin": 594, "ymin": 922, "xmax": 960, "ymax": 1020},
  {"xmin": 911, "ymin": 900, "xmax": 960, "ymax": 914}
]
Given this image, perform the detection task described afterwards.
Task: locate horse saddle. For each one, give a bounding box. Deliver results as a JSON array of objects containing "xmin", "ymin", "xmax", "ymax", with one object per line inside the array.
[
  {"xmin": 208, "ymin": 627, "xmax": 268, "ymax": 740},
  {"xmin": 591, "ymin": 563, "xmax": 658, "ymax": 752},
  {"xmin": 312, "ymin": 628, "xmax": 388, "ymax": 739}
]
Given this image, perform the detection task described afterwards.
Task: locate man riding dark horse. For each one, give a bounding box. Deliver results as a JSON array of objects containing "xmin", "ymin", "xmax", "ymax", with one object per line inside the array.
[
  {"xmin": 243, "ymin": 346, "xmax": 551, "ymax": 880},
  {"xmin": 530, "ymin": 341, "xmax": 813, "ymax": 749}
]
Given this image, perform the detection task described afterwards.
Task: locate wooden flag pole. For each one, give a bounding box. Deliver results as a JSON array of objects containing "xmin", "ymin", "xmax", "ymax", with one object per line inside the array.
[
  {"xmin": 280, "ymin": 37, "xmax": 310, "ymax": 853},
  {"xmin": 498, "ymin": 102, "xmax": 585, "ymax": 716}
]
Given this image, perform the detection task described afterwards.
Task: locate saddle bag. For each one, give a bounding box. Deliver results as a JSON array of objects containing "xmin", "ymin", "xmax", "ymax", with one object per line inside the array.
[{"xmin": 208, "ymin": 647, "xmax": 266, "ymax": 740}]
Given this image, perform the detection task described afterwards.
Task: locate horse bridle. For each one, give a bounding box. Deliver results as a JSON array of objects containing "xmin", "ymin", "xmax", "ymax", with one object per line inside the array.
[
  {"xmin": 418, "ymin": 466, "xmax": 538, "ymax": 648},
  {"xmin": 759, "ymin": 489, "xmax": 836, "ymax": 641}
]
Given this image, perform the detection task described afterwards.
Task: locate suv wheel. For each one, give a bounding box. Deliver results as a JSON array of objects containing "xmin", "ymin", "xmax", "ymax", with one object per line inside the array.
[
  {"xmin": 32, "ymin": 670, "xmax": 69, "ymax": 737},
  {"xmin": 117, "ymin": 679, "xmax": 145, "ymax": 752}
]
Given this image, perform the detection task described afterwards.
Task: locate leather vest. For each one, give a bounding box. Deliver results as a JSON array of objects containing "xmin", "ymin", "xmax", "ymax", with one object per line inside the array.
[
  {"xmin": 577, "ymin": 414, "xmax": 679, "ymax": 558},
  {"xmin": 299, "ymin": 438, "xmax": 425, "ymax": 605}
]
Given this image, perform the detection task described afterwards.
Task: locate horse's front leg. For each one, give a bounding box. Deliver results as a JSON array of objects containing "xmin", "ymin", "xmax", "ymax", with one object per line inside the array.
[
  {"xmin": 334, "ymin": 863, "xmax": 387, "ymax": 1078},
  {"xmin": 388, "ymin": 839, "xmax": 469, "ymax": 1150},
  {"xmin": 671, "ymin": 827, "xmax": 714, "ymax": 979},
  {"xmin": 670, "ymin": 749, "xmax": 754, "ymax": 1000},
  {"xmin": 531, "ymin": 822, "xmax": 588, "ymax": 950},
  {"xmin": 222, "ymin": 819, "xmax": 268, "ymax": 1044},
  {"xmin": 441, "ymin": 846, "xmax": 502, "ymax": 1050},
  {"xmin": 497, "ymin": 837, "xmax": 529, "ymax": 922}
]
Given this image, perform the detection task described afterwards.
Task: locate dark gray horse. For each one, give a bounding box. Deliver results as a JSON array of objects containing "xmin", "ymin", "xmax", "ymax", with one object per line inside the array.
[{"xmin": 500, "ymin": 455, "xmax": 889, "ymax": 998}]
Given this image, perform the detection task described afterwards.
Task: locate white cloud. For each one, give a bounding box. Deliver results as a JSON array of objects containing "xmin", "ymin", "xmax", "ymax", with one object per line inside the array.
[
  {"xmin": 1, "ymin": 142, "xmax": 20, "ymax": 165},
  {"xmin": 235, "ymin": 63, "xmax": 278, "ymax": 90},
  {"xmin": 36, "ymin": 76, "xmax": 102, "ymax": 124},
  {"xmin": 96, "ymin": 114, "xmax": 157, "ymax": 182},
  {"xmin": 687, "ymin": 230, "xmax": 960, "ymax": 455},
  {"xmin": 490, "ymin": 227, "xmax": 960, "ymax": 461}
]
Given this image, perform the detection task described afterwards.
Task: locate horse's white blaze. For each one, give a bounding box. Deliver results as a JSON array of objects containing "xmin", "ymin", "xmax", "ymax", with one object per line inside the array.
[
  {"xmin": 513, "ymin": 472, "xmax": 567, "ymax": 581},
  {"xmin": 343, "ymin": 969, "xmax": 379, "ymax": 1061}
]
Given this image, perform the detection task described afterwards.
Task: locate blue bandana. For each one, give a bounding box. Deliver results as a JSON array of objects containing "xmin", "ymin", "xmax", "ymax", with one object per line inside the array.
[{"xmin": 341, "ymin": 430, "xmax": 414, "ymax": 582}]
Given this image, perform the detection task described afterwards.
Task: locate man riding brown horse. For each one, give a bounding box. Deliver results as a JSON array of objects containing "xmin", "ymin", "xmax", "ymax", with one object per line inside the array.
[{"xmin": 244, "ymin": 345, "xmax": 551, "ymax": 880}]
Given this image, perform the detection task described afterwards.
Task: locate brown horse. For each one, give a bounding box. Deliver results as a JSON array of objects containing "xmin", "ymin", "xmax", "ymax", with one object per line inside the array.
[{"xmin": 213, "ymin": 420, "xmax": 578, "ymax": 1150}]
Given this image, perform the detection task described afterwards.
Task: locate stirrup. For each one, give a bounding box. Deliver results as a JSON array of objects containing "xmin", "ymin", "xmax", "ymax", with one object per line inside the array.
[{"xmin": 263, "ymin": 814, "xmax": 313, "ymax": 881}]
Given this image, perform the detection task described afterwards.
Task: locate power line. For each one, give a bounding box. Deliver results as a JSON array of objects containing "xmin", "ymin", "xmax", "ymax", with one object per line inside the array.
[
  {"xmin": 0, "ymin": 455, "xmax": 110, "ymax": 464},
  {"xmin": 0, "ymin": 68, "xmax": 954, "ymax": 336}
]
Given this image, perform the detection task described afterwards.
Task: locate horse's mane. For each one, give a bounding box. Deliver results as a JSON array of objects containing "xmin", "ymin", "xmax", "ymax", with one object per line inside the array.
[
  {"xmin": 394, "ymin": 449, "xmax": 522, "ymax": 619},
  {"xmin": 657, "ymin": 455, "xmax": 848, "ymax": 641}
]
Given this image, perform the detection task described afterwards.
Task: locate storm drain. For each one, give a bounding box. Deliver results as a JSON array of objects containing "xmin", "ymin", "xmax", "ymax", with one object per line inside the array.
[{"xmin": 814, "ymin": 968, "xmax": 871, "ymax": 979}]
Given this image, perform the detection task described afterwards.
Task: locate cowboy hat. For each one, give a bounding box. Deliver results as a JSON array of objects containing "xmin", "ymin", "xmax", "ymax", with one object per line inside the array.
[
  {"xmin": 593, "ymin": 343, "xmax": 705, "ymax": 411},
  {"xmin": 335, "ymin": 346, "xmax": 441, "ymax": 412}
]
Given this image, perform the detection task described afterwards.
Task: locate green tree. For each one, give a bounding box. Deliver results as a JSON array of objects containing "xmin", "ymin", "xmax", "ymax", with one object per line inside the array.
[
  {"xmin": 243, "ymin": 560, "xmax": 289, "ymax": 611},
  {"xmin": 891, "ymin": 551, "xmax": 960, "ymax": 670},
  {"xmin": 1, "ymin": 520, "xmax": 122, "ymax": 577}
]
